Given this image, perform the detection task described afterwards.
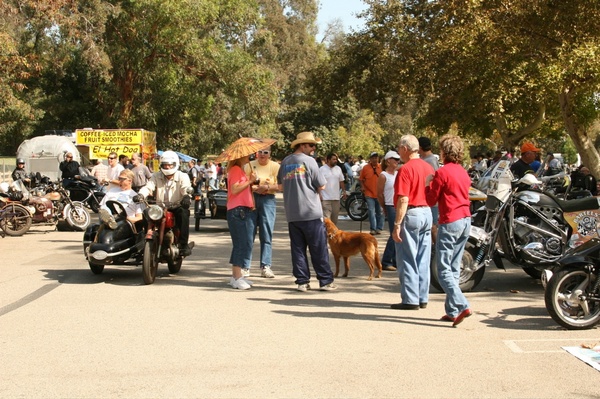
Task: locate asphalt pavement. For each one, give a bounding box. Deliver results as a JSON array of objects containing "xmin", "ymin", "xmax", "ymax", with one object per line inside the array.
[{"xmin": 1, "ymin": 195, "xmax": 599, "ymax": 398}]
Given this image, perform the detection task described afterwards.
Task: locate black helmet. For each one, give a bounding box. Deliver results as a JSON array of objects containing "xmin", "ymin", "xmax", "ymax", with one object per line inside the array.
[{"xmin": 16, "ymin": 158, "xmax": 25, "ymax": 165}]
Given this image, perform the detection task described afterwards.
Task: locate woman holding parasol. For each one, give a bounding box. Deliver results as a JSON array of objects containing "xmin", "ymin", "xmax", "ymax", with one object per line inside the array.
[{"xmin": 216, "ymin": 137, "xmax": 276, "ymax": 289}]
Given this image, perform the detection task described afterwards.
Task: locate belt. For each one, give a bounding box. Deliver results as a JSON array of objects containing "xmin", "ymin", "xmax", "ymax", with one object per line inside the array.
[{"xmin": 407, "ymin": 205, "xmax": 427, "ymax": 209}]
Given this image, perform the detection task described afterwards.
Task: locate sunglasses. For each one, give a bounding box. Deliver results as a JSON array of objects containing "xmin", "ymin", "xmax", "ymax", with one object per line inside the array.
[
  {"xmin": 306, "ymin": 143, "xmax": 316, "ymax": 148},
  {"xmin": 118, "ymin": 177, "xmax": 131, "ymax": 181},
  {"xmin": 108, "ymin": 157, "xmax": 116, "ymax": 160},
  {"xmin": 258, "ymin": 150, "xmax": 270, "ymax": 155},
  {"xmin": 66, "ymin": 156, "xmax": 73, "ymax": 159}
]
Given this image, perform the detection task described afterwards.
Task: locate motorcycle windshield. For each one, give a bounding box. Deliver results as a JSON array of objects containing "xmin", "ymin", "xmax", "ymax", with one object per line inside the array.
[{"xmin": 486, "ymin": 160, "xmax": 513, "ymax": 203}]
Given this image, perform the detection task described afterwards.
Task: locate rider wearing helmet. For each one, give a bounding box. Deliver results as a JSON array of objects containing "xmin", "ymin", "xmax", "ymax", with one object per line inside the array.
[
  {"xmin": 11, "ymin": 158, "xmax": 31, "ymax": 186},
  {"xmin": 136, "ymin": 151, "xmax": 194, "ymax": 256}
]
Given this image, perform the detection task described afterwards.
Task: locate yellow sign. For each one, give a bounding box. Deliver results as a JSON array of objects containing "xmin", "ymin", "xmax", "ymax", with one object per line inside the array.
[
  {"xmin": 75, "ymin": 129, "xmax": 144, "ymax": 145},
  {"xmin": 89, "ymin": 145, "xmax": 142, "ymax": 159}
]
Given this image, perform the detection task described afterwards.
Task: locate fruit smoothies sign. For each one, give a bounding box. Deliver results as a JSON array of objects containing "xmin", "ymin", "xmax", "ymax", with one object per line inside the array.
[{"xmin": 75, "ymin": 128, "xmax": 157, "ymax": 160}]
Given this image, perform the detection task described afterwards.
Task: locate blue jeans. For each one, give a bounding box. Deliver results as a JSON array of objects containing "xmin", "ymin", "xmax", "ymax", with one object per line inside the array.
[
  {"xmin": 395, "ymin": 207, "xmax": 432, "ymax": 305},
  {"xmin": 382, "ymin": 205, "xmax": 397, "ymax": 266},
  {"xmin": 436, "ymin": 217, "xmax": 471, "ymax": 317},
  {"xmin": 365, "ymin": 196, "xmax": 384, "ymax": 231},
  {"xmin": 227, "ymin": 206, "xmax": 257, "ymax": 268},
  {"xmin": 253, "ymin": 193, "xmax": 276, "ymax": 269},
  {"xmin": 288, "ymin": 219, "xmax": 333, "ymax": 287}
]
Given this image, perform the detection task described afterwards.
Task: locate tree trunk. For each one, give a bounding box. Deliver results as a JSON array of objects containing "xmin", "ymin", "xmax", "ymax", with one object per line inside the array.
[
  {"xmin": 559, "ymin": 89, "xmax": 600, "ymax": 178},
  {"xmin": 495, "ymin": 102, "xmax": 546, "ymax": 155}
]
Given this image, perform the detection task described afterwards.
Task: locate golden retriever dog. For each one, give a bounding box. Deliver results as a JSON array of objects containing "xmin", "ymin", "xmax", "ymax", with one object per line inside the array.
[{"xmin": 323, "ymin": 218, "xmax": 383, "ymax": 280}]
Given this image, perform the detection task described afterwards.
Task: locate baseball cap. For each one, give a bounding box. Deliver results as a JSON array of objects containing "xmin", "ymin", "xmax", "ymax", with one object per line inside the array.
[
  {"xmin": 418, "ymin": 137, "xmax": 432, "ymax": 151},
  {"xmin": 520, "ymin": 142, "xmax": 540, "ymax": 153},
  {"xmin": 384, "ymin": 150, "xmax": 400, "ymax": 160},
  {"xmin": 369, "ymin": 152, "xmax": 379, "ymax": 158}
]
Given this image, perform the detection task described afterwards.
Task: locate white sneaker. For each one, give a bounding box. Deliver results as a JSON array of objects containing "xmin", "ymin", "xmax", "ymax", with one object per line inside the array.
[
  {"xmin": 241, "ymin": 268, "xmax": 250, "ymax": 277},
  {"xmin": 320, "ymin": 283, "xmax": 338, "ymax": 291},
  {"xmin": 296, "ymin": 283, "xmax": 311, "ymax": 292},
  {"xmin": 229, "ymin": 276, "xmax": 253, "ymax": 287},
  {"xmin": 261, "ymin": 267, "xmax": 275, "ymax": 278},
  {"xmin": 229, "ymin": 277, "xmax": 251, "ymax": 290}
]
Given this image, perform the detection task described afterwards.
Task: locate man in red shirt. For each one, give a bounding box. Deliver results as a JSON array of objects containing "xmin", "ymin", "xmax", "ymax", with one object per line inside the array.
[
  {"xmin": 360, "ymin": 152, "xmax": 384, "ymax": 235},
  {"xmin": 391, "ymin": 135, "xmax": 434, "ymax": 310}
]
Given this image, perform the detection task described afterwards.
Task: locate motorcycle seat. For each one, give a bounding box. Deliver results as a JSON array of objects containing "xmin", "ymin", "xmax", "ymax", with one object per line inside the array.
[{"xmin": 558, "ymin": 196, "xmax": 600, "ymax": 213}]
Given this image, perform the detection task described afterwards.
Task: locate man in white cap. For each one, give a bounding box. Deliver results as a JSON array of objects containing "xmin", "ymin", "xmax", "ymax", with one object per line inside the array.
[{"xmin": 278, "ymin": 131, "xmax": 336, "ymax": 292}]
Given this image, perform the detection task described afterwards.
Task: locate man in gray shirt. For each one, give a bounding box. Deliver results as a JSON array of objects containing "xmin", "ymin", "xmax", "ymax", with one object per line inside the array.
[
  {"xmin": 278, "ymin": 131, "xmax": 336, "ymax": 292},
  {"xmin": 419, "ymin": 137, "xmax": 440, "ymax": 240}
]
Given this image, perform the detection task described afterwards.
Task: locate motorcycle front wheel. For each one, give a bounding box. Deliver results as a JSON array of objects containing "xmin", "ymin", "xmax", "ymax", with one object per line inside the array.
[
  {"xmin": 346, "ymin": 193, "xmax": 368, "ymax": 221},
  {"xmin": 88, "ymin": 262, "xmax": 104, "ymax": 275},
  {"xmin": 0, "ymin": 204, "xmax": 32, "ymax": 237},
  {"xmin": 142, "ymin": 240, "xmax": 158, "ymax": 284},
  {"xmin": 64, "ymin": 203, "xmax": 91, "ymax": 231},
  {"xmin": 430, "ymin": 245, "xmax": 485, "ymax": 292},
  {"xmin": 544, "ymin": 267, "xmax": 600, "ymax": 330},
  {"xmin": 168, "ymin": 256, "xmax": 183, "ymax": 274}
]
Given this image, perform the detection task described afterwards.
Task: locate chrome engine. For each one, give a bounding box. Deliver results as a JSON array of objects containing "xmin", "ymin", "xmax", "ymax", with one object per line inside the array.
[{"xmin": 513, "ymin": 215, "xmax": 564, "ymax": 262}]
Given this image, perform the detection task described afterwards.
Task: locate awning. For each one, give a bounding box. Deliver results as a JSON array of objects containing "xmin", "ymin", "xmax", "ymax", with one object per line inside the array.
[{"xmin": 157, "ymin": 150, "xmax": 196, "ymax": 163}]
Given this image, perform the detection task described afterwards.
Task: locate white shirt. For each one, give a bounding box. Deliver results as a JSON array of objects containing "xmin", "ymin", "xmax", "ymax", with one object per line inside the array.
[
  {"xmin": 381, "ymin": 170, "xmax": 397, "ymax": 206},
  {"xmin": 319, "ymin": 164, "xmax": 345, "ymax": 200},
  {"xmin": 100, "ymin": 188, "xmax": 143, "ymax": 218},
  {"xmin": 106, "ymin": 164, "xmax": 125, "ymax": 190}
]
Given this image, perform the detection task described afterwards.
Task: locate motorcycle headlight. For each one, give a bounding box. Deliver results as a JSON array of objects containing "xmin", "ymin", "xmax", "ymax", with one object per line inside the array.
[{"xmin": 147, "ymin": 205, "xmax": 163, "ymax": 221}]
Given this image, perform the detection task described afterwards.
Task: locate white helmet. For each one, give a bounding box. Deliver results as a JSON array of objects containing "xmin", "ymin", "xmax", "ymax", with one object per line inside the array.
[{"xmin": 160, "ymin": 150, "xmax": 179, "ymax": 176}]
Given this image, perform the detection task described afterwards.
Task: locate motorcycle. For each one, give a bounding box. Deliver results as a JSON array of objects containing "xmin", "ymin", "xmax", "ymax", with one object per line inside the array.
[
  {"xmin": 64, "ymin": 168, "xmax": 105, "ymax": 213},
  {"xmin": 431, "ymin": 159, "xmax": 600, "ymax": 292},
  {"xmin": 0, "ymin": 182, "xmax": 32, "ymax": 237},
  {"xmin": 139, "ymin": 196, "xmax": 194, "ymax": 284},
  {"xmin": 194, "ymin": 188, "xmax": 227, "ymax": 231},
  {"xmin": 37, "ymin": 180, "xmax": 92, "ymax": 231},
  {"xmin": 83, "ymin": 200, "xmax": 146, "ymax": 276},
  {"xmin": 542, "ymin": 238, "xmax": 600, "ymax": 330}
]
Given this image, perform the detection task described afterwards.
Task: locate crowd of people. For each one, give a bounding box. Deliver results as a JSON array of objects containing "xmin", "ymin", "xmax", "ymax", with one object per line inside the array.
[{"xmin": 10, "ymin": 133, "xmax": 600, "ymax": 327}]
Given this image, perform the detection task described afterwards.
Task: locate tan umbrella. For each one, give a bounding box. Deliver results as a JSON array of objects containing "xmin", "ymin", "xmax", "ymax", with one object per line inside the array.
[{"xmin": 215, "ymin": 137, "xmax": 276, "ymax": 163}]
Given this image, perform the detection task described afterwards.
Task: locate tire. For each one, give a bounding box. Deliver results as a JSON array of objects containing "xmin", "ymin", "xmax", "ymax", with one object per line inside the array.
[
  {"xmin": 430, "ymin": 245, "xmax": 485, "ymax": 292},
  {"xmin": 142, "ymin": 240, "xmax": 158, "ymax": 284},
  {"xmin": 64, "ymin": 203, "xmax": 91, "ymax": 231},
  {"xmin": 89, "ymin": 262, "xmax": 104, "ymax": 274},
  {"xmin": 346, "ymin": 193, "xmax": 368, "ymax": 221},
  {"xmin": 544, "ymin": 267, "xmax": 600, "ymax": 330},
  {"xmin": 195, "ymin": 217, "xmax": 200, "ymax": 231},
  {"xmin": 0, "ymin": 204, "xmax": 32, "ymax": 237},
  {"xmin": 522, "ymin": 265, "xmax": 544, "ymax": 279},
  {"xmin": 168, "ymin": 256, "xmax": 182, "ymax": 274}
]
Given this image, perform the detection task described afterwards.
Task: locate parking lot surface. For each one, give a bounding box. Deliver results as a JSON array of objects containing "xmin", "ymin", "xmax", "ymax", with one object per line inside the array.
[{"xmin": 1, "ymin": 197, "xmax": 599, "ymax": 398}]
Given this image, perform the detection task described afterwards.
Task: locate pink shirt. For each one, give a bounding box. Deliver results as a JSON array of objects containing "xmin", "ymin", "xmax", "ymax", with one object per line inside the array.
[{"xmin": 227, "ymin": 165, "xmax": 254, "ymax": 210}]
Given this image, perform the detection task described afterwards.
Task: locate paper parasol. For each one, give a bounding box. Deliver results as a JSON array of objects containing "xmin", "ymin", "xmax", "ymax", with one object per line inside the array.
[{"xmin": 215, "ymin": 137, "xmax": 276, "ymax": 163}]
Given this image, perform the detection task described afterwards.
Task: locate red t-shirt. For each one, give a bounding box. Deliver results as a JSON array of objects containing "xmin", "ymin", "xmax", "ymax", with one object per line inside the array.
[
  {"xmin": 394, "ymin": 158, "xmax": 434, "ymax": 207},
  {"xmin": 425, "ymin": 162, "xmax": 471, "ymax": 224}
]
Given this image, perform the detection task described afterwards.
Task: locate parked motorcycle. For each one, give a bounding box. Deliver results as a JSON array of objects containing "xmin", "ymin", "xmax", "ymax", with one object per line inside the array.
[
  {"xmin": 543, "ymin": 238, "xmax": 600, "ymax": 330},
  {"xmin": 193, "ymin": 189, "xmax": 227, "ymax": 231},
  {"xmin": 0, "ymin": 182, "xmax": 32, "ymax": 236},
  {"xmin": 65, "ymin": 168, "xmax": 105, "ymax": 213},
  {"xmin": 138, "ymin": 197, "xmax": 194, "ymax": 284},
  {"xmin": 83, "ymin": 200, "xmax": 145, "ymax": 276},
  {"xmin": 37, "ymin": 180, "xmax": 92, "ymax": 231},
  {"xmin": 431, "ymin": 160, "xmax": 600, "ymax": 292}
]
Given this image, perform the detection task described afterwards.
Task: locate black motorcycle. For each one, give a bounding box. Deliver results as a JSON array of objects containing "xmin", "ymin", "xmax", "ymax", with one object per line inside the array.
[
  {"xmin": 65, "ymin": 168, "xmax": 105, "ymax": 213},
  {"xmin": 432, "ymin": 161, "xmax": 600, "ymax": 293},
  {"xmin": 543, "ymin": 238, "xmax": 600, "ymax": 330},
  {"xmin": 83, "ymin": 200, "xmax": 145, "ymax": 275},
  {"xmin": 194, "ymin": 189, "xmax": 227, "ymax": 230}
]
